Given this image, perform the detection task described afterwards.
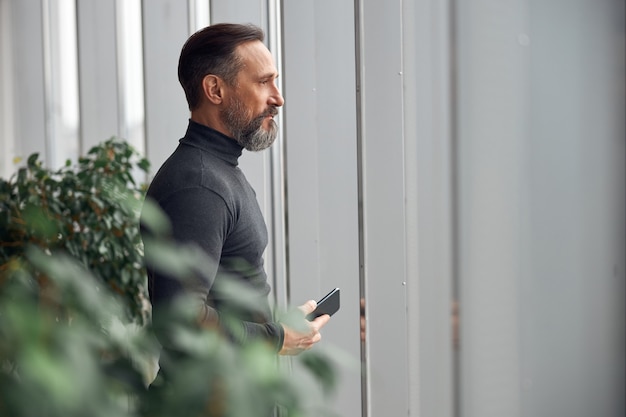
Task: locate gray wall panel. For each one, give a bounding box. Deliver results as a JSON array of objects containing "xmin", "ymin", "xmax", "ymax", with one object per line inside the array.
[
  {"xmin": 0, "ymin": 0, "xmax": 16, "ymax": 177},
  {"xmin": 359, "ymin": 0, "xmax": 409, "ymax": 415},
  {"xmin": 404, "ymin": 1, "xmax": 455, "ymax": 416},
  {"xmin": 455, "ymin": 1, "xmax": 527, "ymax": 415},
  {"xmin": 282, "ymin": 0, "xmax": 320, "ymax": 297},
  {"xmin": 523, "ymin": 0, "xmax": 625, "ymax": 415},
  {"xmin": 76, "ymin": 0, "xmax": 120, "ymax": 151},
  {"xmin": 142, "ymin": 0, "xmax": 190, "ymax": 173},
  {"xmin": 282, "ymin": 0, "xmax": 362, "ymax": 416},
  {"xmin": 210, "ymin": 0, "xmax": 267, "ymax": 28},
  {"xmin": 455, "ymin": 1, "xmax": 625, "ymax": 417},
  {"xmin": 9, "ymin": 0, "xmax": 47, "ymax": 164}
]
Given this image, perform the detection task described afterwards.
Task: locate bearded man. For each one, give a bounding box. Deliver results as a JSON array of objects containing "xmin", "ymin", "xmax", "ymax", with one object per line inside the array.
[{"xmin": 141, "ymin": 23, "xmax": 330, "ymax": 383}]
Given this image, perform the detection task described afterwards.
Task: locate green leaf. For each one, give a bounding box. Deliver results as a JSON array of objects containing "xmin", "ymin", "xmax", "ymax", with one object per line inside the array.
[
  {"xmin": 138, "ymin": 158, "xmax": 150, "ymax": 172},
  {"xmin": 27, "ymin": 153, "xmax": 40, "ymax": 168},
  {"xmin": 22, "ymin": 204, "xmax": 58, "ymax": 240}
]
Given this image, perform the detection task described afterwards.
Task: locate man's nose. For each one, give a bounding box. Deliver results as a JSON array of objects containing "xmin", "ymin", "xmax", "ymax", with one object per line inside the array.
[{"xmin": 270, "ymin": 85, "xmax": 284, "ymax": 107}]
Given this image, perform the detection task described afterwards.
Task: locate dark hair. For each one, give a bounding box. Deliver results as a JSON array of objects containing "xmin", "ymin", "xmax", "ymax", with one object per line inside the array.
[{"xmin": 178, "ymin": 23, "xmax": 265, "ymax": 110}]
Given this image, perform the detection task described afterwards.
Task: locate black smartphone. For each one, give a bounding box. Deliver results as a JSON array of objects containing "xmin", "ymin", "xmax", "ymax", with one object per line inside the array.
[{"xmin": 307, "ymin": 288, "xmax": 340, "ymax": 320}]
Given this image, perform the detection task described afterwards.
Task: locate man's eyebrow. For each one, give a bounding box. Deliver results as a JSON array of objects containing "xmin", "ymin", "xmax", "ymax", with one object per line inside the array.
[{"xmin": 259, "ymin": 71, "xmax": 279, "ymax": 79}]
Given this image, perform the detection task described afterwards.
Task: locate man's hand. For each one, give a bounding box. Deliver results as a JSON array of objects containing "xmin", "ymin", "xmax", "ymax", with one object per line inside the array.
[{"xmin": 279, "ymin": 300, "xmax": 331, "ymax": 356}]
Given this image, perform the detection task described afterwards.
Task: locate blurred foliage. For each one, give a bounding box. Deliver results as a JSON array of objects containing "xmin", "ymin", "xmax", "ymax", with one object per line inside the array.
[
  {"xmin": 0, "ymin": 139, "xmax": 151, "ymax": 324},
  {"xmin": 0, "ymin": 140, "xmax": 338, "ymax": 417}
]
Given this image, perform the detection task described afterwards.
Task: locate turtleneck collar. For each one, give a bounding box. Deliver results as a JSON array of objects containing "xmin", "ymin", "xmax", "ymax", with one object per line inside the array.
[{"xmin": 180, "ymin": 119, "xmax": 243, "ymax": 166}]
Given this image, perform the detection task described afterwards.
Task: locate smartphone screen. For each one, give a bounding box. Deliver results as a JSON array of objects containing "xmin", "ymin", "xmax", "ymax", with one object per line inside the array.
[{"xmin": 307, "ymin": 288, "xmax": 340, "ymax": 320}]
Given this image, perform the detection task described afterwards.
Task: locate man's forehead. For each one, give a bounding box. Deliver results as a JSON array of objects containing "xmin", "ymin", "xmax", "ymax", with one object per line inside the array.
[{"xmin": 236, "ymin": 41, "xmax": 278, "ymax": 76}]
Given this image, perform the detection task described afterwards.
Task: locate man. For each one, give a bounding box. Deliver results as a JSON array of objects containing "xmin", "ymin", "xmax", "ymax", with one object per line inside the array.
[{"xmin": 142, "ymin": 22, "xmax": 330, "ymax": 367}]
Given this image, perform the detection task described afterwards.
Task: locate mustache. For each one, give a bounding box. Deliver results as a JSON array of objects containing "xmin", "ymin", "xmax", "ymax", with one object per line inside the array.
[{"xmin": 262, "ymin": 106, "xmax": 279, "ymax": 118}]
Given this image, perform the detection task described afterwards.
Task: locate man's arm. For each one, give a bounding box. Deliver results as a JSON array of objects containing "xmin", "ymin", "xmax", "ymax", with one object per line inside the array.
[{"xmin": 149, "ymin": 187, "xmax": 284, "ymax": 350}]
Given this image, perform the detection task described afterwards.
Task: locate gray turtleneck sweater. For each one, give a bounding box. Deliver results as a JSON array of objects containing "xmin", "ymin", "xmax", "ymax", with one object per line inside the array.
[{"xmin": 142, "ymin": 119, "xmax": 284, "ymax": 352}]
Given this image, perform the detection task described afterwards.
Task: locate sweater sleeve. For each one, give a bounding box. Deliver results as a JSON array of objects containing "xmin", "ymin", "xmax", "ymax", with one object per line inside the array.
[{"xmin": 146, "ymin": 187, "xmax": 284, "ymax": 352}]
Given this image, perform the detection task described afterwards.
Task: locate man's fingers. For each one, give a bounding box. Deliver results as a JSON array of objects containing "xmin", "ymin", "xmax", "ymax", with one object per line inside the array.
[
  {"xmin": 311, "ymin": 331, "xmax": 322, "ymax": 344},
  {"xmin": 311, "ymin": 313, "xmax": 331, "ymax": 330},
  {"xmin": 298, "ymin": 299, "xmax": 317, "ymax": 315}
]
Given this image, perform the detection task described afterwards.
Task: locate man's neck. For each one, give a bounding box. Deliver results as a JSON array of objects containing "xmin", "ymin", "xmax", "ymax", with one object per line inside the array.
[{"xmin": 190, "ymin": 111, "xmax": 232, "ymax": 139}]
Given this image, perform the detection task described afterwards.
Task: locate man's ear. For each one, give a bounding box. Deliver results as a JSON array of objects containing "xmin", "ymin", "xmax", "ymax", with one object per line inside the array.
[{"xmin": 202, "ymin": 74, "xmax": 224, "ymax": 104}]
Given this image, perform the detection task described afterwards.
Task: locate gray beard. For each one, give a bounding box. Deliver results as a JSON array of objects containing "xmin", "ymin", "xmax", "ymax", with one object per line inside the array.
[{"xmin": 222, "ymin": 98, "xmax": 278, "ymax": 152}]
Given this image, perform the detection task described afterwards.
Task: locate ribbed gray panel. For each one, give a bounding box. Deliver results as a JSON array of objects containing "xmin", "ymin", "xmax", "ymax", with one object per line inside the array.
[
  {"xmin": 0, "ymin": 0, "xmax": 16, "ymax": 177},
  {"xmin": 358, "ymin": 0, "xmax": 409, "ymax": 415},
  {"xmin": 77, "ymin": 0, "xmax": 120, "ymax": 151},
  {"xmin": 403, "ymin": 1, "xmax": 455, "ymax": 416},
  {"xmin": 7, "ymin": 0, "xmax": 47, "ymax": 165},
  {"xmin": 43, "ymin": 0, "xmax": 80, "ymax": 167},
  {"xmin": 455, "ymin": 1, "xmax": 625, "ymax": 416},
  {"xmin": 282, "ymin": 0, "xmax": 362, "ymax": 416},
  {"xmin": 142, "ymin": 0, "xmax": 190, "ymax": 172},
  {"xmin": 115, "ymin": 0, "xmax": 145, "ymax": 157},
  {"xmin": 187, "ymin": 0, "xmax": 210, "ymax": 34}
]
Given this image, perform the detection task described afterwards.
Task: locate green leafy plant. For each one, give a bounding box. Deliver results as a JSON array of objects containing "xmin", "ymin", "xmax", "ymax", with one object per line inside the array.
[
  {"xmin": 0, "ymin": 140, "xmax": 339, "ymax": 417},
  {"xmin": 0, "ymin": 248, "xmax": 150, "ymax": 417},
  {"xmin": 0, "ymin": 139, "xmax": 150, "ymax": 324},
  {"xmin": 0, "ymin": 241, "xmax": 338, "ymax": 417}
]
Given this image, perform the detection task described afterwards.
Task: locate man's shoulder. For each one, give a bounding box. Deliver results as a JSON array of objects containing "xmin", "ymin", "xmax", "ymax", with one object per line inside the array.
[{"xmin": 148, "ymin": 146, "xmax": 246, "ymax": 206}]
